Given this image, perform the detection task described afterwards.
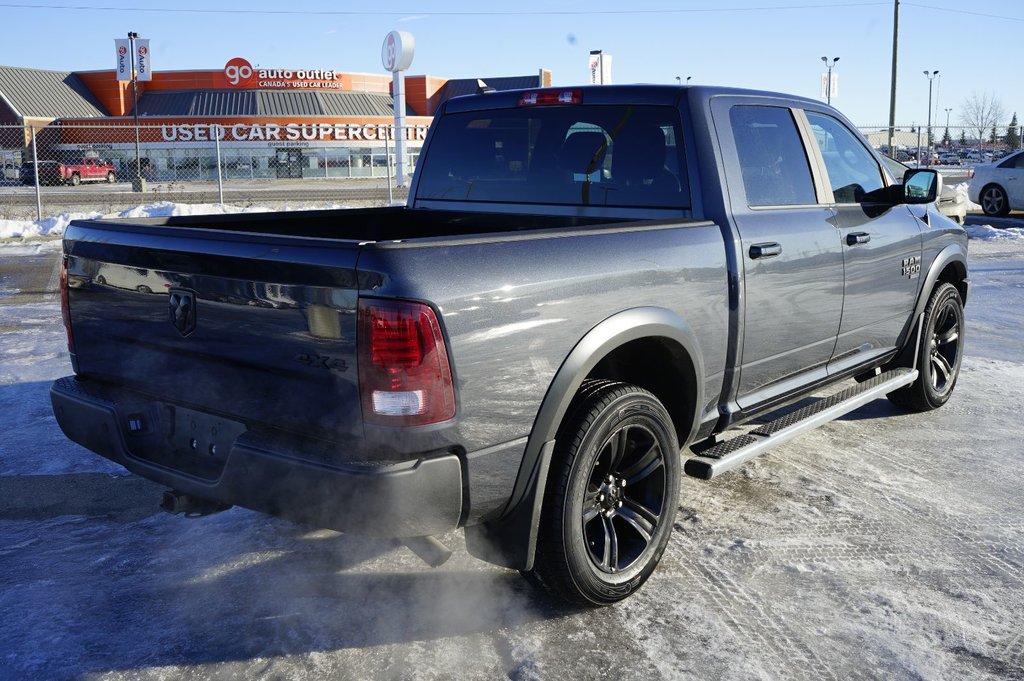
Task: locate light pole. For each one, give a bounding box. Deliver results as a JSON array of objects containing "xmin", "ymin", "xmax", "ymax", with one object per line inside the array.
[
  {"xmin": 686, "ymin": 75, "xmax": 692, "ymax": 84},
  {"xmin": 128, "ymin": 31, "xmax": 142, "ymax": 186},
  {"xmin": 923, "ymin": 70, "xmax": 939, "ymax": 164},
  {"xmin": 821, "ymin": 56, "xmax": 839, "ymax": 105},
  {"xmin": 675, "ymin": 76, "xmax": 681, "ymax": 85},
  {"xmin": 944, "ymin": 107, "xmax": 952, "ymax": 147}
]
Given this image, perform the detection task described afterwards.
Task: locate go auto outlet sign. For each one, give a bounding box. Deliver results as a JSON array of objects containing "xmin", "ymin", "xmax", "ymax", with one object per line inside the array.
[{"xmin": 223, "ymin": 57, "xmax": 345, "ymax": 90}]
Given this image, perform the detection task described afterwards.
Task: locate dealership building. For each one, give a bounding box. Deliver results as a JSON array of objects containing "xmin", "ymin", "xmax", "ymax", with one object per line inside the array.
[{"xmin": 0, "ymin": 60, "xmax": 550, "ymax": 182}]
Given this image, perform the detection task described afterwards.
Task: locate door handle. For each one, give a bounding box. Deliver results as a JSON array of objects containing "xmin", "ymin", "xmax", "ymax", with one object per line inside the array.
[
  {"xmin": 749, "ymin": 242, "xmax": 782, "ymax": 259},
  {"xmin": 846, "ymin": 232, "xmax": 871, "ymax": 246}
]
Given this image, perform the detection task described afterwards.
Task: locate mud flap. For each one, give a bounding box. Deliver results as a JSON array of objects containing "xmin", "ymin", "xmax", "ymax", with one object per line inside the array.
[{"xmin": 463, "ymin": 439, "xmax": 555, "ymax": 571}]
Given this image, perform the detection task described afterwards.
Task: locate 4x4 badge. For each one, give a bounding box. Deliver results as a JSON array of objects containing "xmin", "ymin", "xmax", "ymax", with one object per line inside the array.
[{"xmin": 168, "ymin": 289, "xmax": 197, "ymax": 337}]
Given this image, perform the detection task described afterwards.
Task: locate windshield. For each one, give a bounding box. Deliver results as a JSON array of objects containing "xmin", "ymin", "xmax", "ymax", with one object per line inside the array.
[{"xmin": 415, "ymin": 104, "xmax": 689, "ymax": 209}]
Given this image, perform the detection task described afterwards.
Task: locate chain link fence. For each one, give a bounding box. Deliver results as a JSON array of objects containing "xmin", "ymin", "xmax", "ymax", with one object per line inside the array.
[
  {"xmin": 1, "ymin": 123, "xmax": 414, "ymax": 223},
  {"xmin": 857, "ymin": 123, "xmax": 1023, "ymax": 165},
  {"xmin": 3, "ymin": 121, "xmax": 1023, "ymax": 224}
]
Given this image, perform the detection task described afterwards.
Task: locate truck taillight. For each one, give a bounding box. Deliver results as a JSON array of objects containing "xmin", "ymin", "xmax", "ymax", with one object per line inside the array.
[
  {"xmin": 358, "ymin": 298, "xmax": 455, "ymax": 426},
  {"xmin": 518, "ymin": 89, "xmax": 583, "ymax": 106},
  {"xmin": 59, "ymin": 256, "xmax": 75, "ymax": 354}
]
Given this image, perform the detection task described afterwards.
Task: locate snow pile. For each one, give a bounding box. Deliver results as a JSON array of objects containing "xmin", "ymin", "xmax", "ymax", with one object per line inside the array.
[
  {"xmin": 0, "ymin": 201, "xmax": 349, "ymax": 240},
  {"xmin": 110, "ymin": 201, "xmax": 276, "ymax": 220},
  {"xmin": 966, "ymin": 223, "xmax": 1024, "ymax": 241},
  {"xmin": 952, "ymin": 182, "xmax": 981, "ymax": 212},
  {"xmin": 0, "ymin": 210, "xmax": 101, "ymax": 240}
]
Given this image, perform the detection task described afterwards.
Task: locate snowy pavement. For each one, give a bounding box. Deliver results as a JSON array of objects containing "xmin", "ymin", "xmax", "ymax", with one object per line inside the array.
[{"xmin": 1, "ymin": 221, "xmax": 1023, "ymax": 680}]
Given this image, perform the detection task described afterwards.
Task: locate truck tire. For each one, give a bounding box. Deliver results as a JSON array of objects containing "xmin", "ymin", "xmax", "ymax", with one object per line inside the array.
[
  {"xmin": 888, "ymin": 282, "xmax": 964, "ymax": 412},
  {"xmin": 526, "ymin": 380, "xmax": 680, "ymax": 605},
  {"xmin": 70, "ymin": 173, "xmax": 80, "ymax": 186}
]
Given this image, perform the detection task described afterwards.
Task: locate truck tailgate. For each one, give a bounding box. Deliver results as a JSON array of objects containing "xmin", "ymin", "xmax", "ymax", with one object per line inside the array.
[{"xmin": 64, "ymin": 221, "xmax": 363, "ymax": 439}]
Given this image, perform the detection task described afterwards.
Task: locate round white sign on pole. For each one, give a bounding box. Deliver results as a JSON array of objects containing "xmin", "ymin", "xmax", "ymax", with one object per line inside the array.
[{"xmin": 381, "ymin": 31, "xmax": 415, "ymax": 73}]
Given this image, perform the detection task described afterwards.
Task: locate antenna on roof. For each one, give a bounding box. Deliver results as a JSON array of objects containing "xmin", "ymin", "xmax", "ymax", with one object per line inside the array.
[{"xmin": 476, "ymin": 79, "xmax": 495, "ymax": 94}]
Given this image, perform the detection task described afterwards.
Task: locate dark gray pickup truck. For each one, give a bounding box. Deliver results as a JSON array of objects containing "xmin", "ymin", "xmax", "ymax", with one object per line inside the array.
[{"xmin": 51, "ymin": 85, "xmax": 968, "ymax": 605}]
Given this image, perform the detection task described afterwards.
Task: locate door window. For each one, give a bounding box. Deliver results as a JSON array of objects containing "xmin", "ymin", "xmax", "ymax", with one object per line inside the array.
[
  {"xmin": 998, "ymin": 151, "xmax": 1024, "ymax": 169},
  {"xmin": 806, "ymin": 111, "xmax": 885, "ymax": 203},
  {"xmin": 730, "ymin": 105, "xmax": 817, "ymax": 207}
]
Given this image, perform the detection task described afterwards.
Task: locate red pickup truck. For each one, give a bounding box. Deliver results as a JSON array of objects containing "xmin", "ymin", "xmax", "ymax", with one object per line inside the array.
[{"xmin": 22, "ymin": 158, "xmax": 117, "ymax": 186}]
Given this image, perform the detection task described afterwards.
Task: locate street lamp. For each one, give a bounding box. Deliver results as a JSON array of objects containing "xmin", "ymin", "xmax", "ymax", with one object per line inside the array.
[
  {"xmin": 944, "ymin": 107, "xmax": 953, "ymax": 147},
  {"xmin": 922, "ymin": 70, "xmax": 939, "ymax": 164},
  {"xmin": 821, "ymin": 56, "xmax": 839, "ymax": 105},
  {"xmin": 675, "ymin": 76, "xmax": 681, "ymax": 85},
  {"xmin": 127, "ymin": 31, "xmax": 143, "ymax": 188}
]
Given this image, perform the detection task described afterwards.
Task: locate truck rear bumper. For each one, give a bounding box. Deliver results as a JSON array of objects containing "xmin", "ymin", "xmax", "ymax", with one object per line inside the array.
[{"xmin": 50, "ymin": 376, "xmax": 463, "ymax": 537}]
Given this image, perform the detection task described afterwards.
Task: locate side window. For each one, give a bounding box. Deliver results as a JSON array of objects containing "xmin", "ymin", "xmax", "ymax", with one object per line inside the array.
[
  {"xmin": 730, "ymin": 105, "xmax": 817, "ymax": 207},
  {"xmin": 999, "ymin": 152, "xmax": 1024, "ymax": 169},
  {"xmin": 805, "ymin": 111, "xmax": 885, "ymax": 203}
]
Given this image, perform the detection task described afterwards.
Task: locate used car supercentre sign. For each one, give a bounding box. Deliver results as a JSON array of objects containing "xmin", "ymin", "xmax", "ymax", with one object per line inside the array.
[
  {"xmin": 224, "ymin": 57, "xmax": 345, "ymax": 90},
  {"xmin": 160, "ymin": 122, "xmax": 429, "ymax": 143}
]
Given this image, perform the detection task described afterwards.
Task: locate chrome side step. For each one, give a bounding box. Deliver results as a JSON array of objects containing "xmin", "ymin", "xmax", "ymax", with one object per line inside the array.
[{"xmin": 683, "ymin": 368, "xmax": 918, "ymax": 480}]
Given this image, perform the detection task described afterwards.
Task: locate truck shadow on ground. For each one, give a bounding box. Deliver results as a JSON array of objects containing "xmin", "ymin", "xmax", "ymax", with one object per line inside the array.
[
  {"xmin": 3, "ymin": 501, "xmax": 579, "ymax": 677},
  {"xmin": 0, "ymin": 472, "xmax": 164, "ymax": 522},
  {"xmin": 1, "ymin": 379, "xmax": 579, "ymax": 677},
  {"xmin": 1, "ymin": 378, "xmax": 582, "ymax": 679}
]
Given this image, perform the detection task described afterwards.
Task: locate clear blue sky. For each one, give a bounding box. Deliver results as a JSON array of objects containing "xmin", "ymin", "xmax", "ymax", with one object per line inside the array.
[{"xmin": 1, "ymin": 0, "xmax": 1020, "ymax": 128}]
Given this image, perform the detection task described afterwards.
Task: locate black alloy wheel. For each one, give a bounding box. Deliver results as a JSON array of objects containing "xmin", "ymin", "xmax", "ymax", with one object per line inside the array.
[
  {"xmin": 888, "ymin": 282, "xmax": 965, "ymax": 411},
  {"xmin": 925, "ymin": 289, "xmax": 963, "ymax": 398},
  {"xmin": 582, "ymin": 421, "xmax": 667, "ymax": 575},
  {"xmin": 526, "ymin": 380, "xmax": 680, "ymax": 605}
]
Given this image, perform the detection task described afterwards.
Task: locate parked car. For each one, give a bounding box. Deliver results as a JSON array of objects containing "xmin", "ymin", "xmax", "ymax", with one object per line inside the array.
[
  {"xmin": 969, "ymin": 149, "xmax": 1024, "ymax": 216},
  {"xmin": 882, "ymin": 155, "xmax": 966, "ymax": 224},
  {"xmin": 21, "ymin": 158, "xmax": 116, "ymax": 186},
  {"xmin": 938, "ymin": 152, "xmax": 961, "ymax": 166},
  {"xmin": 20, "ymin": 160, "xmax": 63, "ymax": 186}
]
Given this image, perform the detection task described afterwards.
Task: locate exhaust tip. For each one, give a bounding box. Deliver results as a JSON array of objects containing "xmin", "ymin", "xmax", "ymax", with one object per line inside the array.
[
  {"xmin": 400, "ymin": 535, "xmax": 453, "ymax": 568},
  {"xmin": 160, "ymin": 490, "xmax": 231, "ymax": 517}
]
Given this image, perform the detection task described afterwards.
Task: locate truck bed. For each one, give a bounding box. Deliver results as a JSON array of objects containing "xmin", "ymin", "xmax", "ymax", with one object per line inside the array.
[{"xmin": 93, "ymin": 206, "xmax": 631, "ymax": 241}]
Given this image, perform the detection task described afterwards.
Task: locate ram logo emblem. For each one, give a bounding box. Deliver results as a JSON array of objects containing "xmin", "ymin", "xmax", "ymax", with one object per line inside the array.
[{"xmin": 168, "ymin": 289, "xmax": 197, "ymax": 337}]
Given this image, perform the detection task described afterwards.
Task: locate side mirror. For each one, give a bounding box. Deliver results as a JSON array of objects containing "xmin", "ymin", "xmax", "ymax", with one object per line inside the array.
[{"xmin": 902, "ymin": 168, "xmax": 939, "ymax": 204}]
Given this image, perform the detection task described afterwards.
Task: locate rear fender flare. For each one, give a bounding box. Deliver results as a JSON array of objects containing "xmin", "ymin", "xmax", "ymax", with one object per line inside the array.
[
  {"xmin": 526, "ymin": 306, "xmax": 705, "ymax": 462},
  {"xmin": 464, "ymin": 306, "xmax": 704, "ymax": 570}
]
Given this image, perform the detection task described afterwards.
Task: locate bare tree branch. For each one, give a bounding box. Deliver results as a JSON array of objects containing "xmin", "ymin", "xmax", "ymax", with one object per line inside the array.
[{"xmin": 959, "ymin": 92, "xmax": 1005, "ymax": 148}]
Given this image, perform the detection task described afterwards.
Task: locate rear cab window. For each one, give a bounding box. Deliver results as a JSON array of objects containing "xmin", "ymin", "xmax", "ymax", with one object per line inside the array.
[
  {"xmin": 415, "ymin": 104, "xmax": 689, "ymax": 209},
  {"xmin": 729, "ymin": 105, "xmax": 818, "ymax": 207}
]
